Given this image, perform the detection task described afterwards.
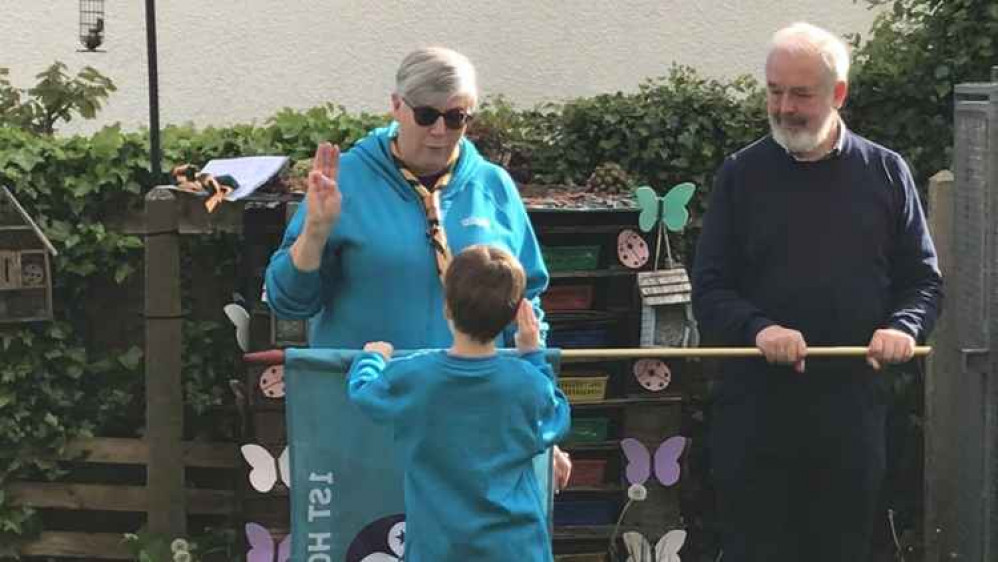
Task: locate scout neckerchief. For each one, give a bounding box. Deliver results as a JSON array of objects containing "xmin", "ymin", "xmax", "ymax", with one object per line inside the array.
[{"xmin": 390, "ymin": 139, "xmax": 459, "ymax": 284}]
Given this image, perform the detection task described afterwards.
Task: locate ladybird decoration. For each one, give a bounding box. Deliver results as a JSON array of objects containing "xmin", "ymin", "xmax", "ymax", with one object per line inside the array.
[
  {"xmin": 617, "ymin": 229, "xmax": 650, "ymax": 269},
  {"xmin": 633, "ymin": 358, "xmax": 672, "ymax": 392},
  {"xmin": 259, "ymin": 365, "xmax": 286, "ymax": 399}
]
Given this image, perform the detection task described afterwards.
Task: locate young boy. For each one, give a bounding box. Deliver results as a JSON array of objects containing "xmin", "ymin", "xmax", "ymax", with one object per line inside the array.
[{"xmin": 347, "ymin": 244, "xmax": 571, "ymax": 562}]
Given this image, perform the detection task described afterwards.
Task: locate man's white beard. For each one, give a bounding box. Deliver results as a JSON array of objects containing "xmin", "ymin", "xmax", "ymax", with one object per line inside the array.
[{"xmin": 769, "ymin": 110, "xmax": 838, "ymax": 156}]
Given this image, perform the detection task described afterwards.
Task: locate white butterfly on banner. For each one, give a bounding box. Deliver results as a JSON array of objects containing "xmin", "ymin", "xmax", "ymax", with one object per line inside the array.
[
  {"xmin": 622, "ymin": 529, "xmax": 687, "ymax": 562},
  {"xmin": 240, "ymin": 444, "xmax": 290, "ymax": 493}
]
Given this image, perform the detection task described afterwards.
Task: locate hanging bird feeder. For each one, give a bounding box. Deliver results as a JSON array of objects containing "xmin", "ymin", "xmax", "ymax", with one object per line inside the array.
[{"xmin": 79, "ymin": 0, "xmax": 105, "ymax": 52}]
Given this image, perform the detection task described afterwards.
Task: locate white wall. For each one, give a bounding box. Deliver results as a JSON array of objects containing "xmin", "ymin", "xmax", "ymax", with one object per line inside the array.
[{"xmin": 5, "ymin": 1, "xmax": 882, "ymax": 135}]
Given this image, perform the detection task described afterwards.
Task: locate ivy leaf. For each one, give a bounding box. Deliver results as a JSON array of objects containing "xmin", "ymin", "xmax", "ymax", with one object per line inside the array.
[
  {"xmin": 2, "ymin": 517, "xmax": 22, "ymax": 533},
  {"xmin": 114, "ymin": 263, "xmax": 135, "ymax": 284},
  {"xmin": 91, "ymin": 124, "xmax": 124, "ymax": 156},
  {"xmin": 117, "ymin": 346, "xmax": 144, "ymax": 370},
  {"xmin": 10, "ymin": 150, "xmax": 43, "ymax": 172},
  {"xmin": 119, "ymin": 235, "xmax": 144, "ymax": 250}
]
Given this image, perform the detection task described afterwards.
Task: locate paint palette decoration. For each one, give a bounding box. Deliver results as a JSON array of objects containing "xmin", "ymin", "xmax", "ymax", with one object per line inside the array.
[
  {"xmin": 241, "ymin": 444, "xmax": 291, "ymax": 493},
  {"xmin": 617, "ymin": 229, "xmax": 650, "ymax": 269},
  {"xmin": 633, "ymin": 359, "xmax": 671, "ymax": 392},
  {"xmin": 622, "ymin": 529, "xmax": 687, "ymax": 562},
  {"xmin": 259, "ymin": 365, "xmax": 286, "ymax": 399}
]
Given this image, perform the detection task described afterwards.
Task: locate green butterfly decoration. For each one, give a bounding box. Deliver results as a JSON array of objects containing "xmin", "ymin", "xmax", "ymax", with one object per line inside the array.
[
  {"xmin": 635, "ymin": 182, "xmax": 696, "ymax": 233},
  {"xmin": 633, "ymin": 182, "xmax": 697, "ymax": 269}
]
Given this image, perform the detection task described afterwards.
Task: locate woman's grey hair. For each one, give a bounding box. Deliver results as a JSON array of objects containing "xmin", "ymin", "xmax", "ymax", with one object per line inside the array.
[
  {"xmin": 395, "ymin": 46, "xmax": 479, "ymax": 110},
  {"xmin": 769, "ymin": 22, "xmax": 850, "ymax": 88}
]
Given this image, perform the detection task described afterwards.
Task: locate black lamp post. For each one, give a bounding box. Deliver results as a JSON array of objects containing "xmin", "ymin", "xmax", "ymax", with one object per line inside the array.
[
  {"xmin": 78, "ymin": 0, "xmax": 162, "ymax": 185},
  {"xmin": 144, "ymin": 0, "xmax": 162, "ymax": 183}
]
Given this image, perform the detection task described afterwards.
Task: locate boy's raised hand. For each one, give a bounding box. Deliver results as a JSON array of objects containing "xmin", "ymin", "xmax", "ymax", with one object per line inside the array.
[
  {"xmin": 363, "ymin": 341, "xmax": 394, "ymax": 361},
  {"xmin": 515, "ymin": 299, "xmax": 540, "ymax": 353}
]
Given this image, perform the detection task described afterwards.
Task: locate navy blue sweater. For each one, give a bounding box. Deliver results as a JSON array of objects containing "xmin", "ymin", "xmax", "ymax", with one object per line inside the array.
[{"xmin": 692, "ymin": 130, "xmax": 942, "ymax": 356}]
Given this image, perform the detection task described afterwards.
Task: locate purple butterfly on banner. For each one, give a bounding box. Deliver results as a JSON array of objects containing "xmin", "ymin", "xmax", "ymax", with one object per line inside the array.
[
  {"xmin": 621, "ymin": 435, "xmax": 687, "ymax": 488},
  {"xmin": 246, "ymin": 522, "xmax": 290, "ymax": 562}
]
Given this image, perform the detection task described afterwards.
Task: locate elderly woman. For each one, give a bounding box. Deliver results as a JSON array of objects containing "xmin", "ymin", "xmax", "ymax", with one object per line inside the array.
[{"xmin": 265, "ymin": 46, "xmax": 571, "ymax": 483}]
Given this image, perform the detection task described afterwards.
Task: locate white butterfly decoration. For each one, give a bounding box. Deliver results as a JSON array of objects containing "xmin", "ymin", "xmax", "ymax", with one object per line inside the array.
[
  {"xmin": 622, "ymin": 529, "xmax": 686, "ymax": 562},
  {"xmin": 223, "ymin": 303, "xmax": 250, "ymax": 352},
  {"xmin": 360, "ymin": 521, "xmax": 406, "ymax": 562},
  {"xmin": 241, "ymin": 444, "xmax": 291, "ymax": 493}
]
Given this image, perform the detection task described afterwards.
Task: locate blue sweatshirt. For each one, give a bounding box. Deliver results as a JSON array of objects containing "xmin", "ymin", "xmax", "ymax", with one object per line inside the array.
[
  {"xmin": 347, "ymin": 349, "xmax": 571, "ymax": 562},
  {"xmin": 692, "ymin": 130, "xmax": 942, "ymax": 379},
  {"xmin": 264, "ymin": 125, "xmax": 549, "ymax": 348}
]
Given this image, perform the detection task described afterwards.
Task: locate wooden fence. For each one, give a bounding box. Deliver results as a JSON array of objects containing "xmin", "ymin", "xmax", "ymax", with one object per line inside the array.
[
  {"xmin": 11, "ymin": 437, "xmax": 237, "ymax": 559},
  {"xmin": 11, "ymin": 188, "xmax": 251, "ymax": 559}
]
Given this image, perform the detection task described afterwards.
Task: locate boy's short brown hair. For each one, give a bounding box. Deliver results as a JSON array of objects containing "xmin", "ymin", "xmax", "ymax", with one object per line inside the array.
[{"xmin": 444, "ymin": 245, "xmax": 526, "ymax": 344}]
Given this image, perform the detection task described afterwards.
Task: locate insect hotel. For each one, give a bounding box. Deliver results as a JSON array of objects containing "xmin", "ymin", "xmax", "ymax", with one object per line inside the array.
[
  {"xmin": 0, "ymin": 186, "xmax": 57, "ymax": 322},
  {"xmin": 638, "ymin": 268, "xmax": 696, "ymax": 347},
  {"xmin": 632, "ymin": 183, "xmax": 698, "ymax": 348}
]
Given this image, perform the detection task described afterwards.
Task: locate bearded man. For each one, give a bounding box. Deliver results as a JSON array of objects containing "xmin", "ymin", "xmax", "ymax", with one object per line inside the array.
[{"xmin": 691, "ymin": 21, "xmax": 942, "ymax": 562}]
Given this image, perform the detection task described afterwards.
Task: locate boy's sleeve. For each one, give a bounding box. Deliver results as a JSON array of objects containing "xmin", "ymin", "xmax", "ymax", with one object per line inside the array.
[
  {"xmin": 346, "ymin": 351, "xmax": 400, "ymax": 423},
  {"xmin": 521, "ymin": 351, "xmax": 571, "ymax": 452}
]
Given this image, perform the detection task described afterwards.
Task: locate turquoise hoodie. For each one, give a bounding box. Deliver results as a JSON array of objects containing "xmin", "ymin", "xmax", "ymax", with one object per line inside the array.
[
  {"xmin": 265, "ymin": 124, "xmax": 549, "ymax": 349},
  {"xmin": 347, "ymin": 349, "xmax": 570, "ymax": 562}
]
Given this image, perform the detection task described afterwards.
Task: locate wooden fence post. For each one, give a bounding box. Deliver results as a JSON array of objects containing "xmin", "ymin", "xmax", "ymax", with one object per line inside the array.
[
  {"xmin": 144, "ymin": 187, "xmax": 186, "ymax": 537},
  {"xmin": 925, "ymin": 169, "xmax": 954, "ymax": 561},
  {"xmin": 928, "ymin": 170, "xmax": 955, "ymax": 279}
]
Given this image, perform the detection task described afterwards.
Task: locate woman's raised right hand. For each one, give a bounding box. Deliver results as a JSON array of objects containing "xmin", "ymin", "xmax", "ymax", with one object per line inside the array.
[{"xmin": 304, "ymin": 142, "xmax": 342, "ymax": 239}]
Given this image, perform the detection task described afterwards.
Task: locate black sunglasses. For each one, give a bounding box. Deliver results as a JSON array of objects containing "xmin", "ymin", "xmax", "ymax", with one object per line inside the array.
[{"xmin": 403, "ymin": 97, "xmax": 472, "ymax": 130}]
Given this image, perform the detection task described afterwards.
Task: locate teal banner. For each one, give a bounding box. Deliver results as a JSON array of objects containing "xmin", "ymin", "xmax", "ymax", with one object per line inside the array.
[{"xmin": 284, "ymin": 348, "xmax": 557, "ymax": 561}]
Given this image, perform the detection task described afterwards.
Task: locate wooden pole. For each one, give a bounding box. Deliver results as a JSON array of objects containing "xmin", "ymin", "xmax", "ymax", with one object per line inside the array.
[
  {"xmin": 244, "ymin": 346, "xmax": 931, "ymax": 365},
  {"xmin": 144, "ymin": 187, "xmax": 185, "ymax": 537},
  {"xmin": 560, "ymin": 346, "xmax": 931, "ymax": 361}
]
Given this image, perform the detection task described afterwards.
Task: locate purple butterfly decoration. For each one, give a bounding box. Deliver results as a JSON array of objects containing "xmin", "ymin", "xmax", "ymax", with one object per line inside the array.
[
  {"xmin": 246, "ymin": 522, "xmax": 290, "ymax": 562},
  {"xmin": 621, "ymin": 436, "xmax": 687, "ymax": 486}
]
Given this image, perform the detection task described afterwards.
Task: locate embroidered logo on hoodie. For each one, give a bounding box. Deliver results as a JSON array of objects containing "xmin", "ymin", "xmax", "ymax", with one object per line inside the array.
[{"xmin": 461, "ymin": 217, "xmax": 491, "ymax": 230}]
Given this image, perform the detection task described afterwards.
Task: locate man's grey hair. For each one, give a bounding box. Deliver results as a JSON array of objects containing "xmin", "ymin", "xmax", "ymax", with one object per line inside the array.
[
  {"xmin": 769, "ymin": 22, "xmax": 851, "ymax": 87},
  {"xmin": 395, "ymin": 46, "xmax": 479, "ymax": 110}
]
